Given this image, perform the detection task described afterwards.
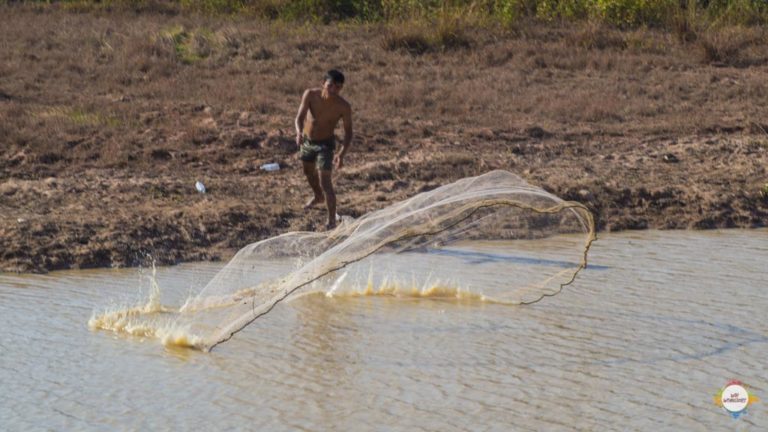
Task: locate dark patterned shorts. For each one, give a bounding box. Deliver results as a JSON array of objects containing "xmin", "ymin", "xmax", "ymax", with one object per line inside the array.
[{"xmin": 299, "ymin": 136, "xmax": 335, "ymax": 171}]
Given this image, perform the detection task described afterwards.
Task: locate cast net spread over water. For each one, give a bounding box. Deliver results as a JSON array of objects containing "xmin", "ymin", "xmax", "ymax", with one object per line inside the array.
[{"xmin": 90, "ymin": 170, "xmax": 595, "ymax": 351}]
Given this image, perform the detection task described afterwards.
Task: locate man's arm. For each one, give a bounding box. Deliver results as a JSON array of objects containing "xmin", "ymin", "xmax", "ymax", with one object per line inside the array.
[
  {"xmin": 336, "ymin": 104, "xmax": 353, "ymax": 169},
  {"xmin": 295, "ymin": 90, "xmax": 311, "ymax": 146}
]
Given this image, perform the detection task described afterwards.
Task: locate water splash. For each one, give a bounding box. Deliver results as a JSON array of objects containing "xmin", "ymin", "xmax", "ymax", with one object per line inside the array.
[{"xmin": 88, "ymin": 259, "xmax": 204, "ymax": 348}]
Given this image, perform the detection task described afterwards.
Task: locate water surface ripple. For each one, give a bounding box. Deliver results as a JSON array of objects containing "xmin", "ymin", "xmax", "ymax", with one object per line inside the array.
[{"xmin": 1, "ymin": 230, "xmax": 766, "ymax": 430}]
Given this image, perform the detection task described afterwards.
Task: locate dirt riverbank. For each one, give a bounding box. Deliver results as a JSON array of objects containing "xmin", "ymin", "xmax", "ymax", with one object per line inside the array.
[{"xmin": 1, "ymin": 8, "xmax": 767, "ymax": 272}]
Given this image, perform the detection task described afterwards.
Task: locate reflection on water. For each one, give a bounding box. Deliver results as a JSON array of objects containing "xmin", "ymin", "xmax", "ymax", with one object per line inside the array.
[{"xmin": 1, "ymin": 229, "xmax": 767, "ymax": 430}]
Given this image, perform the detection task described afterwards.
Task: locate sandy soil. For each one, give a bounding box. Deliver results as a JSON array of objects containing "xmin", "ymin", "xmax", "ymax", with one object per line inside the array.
[{"xmin": 1, "ymin": 8, "xmax": 767, "ymax": 272}]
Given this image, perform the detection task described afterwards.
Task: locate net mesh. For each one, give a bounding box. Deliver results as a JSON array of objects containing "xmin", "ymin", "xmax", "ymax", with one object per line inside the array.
[{"xmin": 90, "ymin": 170, "xmax": 596, "ymax": 351}]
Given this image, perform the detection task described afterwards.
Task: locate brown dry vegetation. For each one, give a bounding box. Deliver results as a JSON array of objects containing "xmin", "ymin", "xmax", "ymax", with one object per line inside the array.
[{"xmin": 1, "ymin": 6, "xmax": 767, "ymax": 272}]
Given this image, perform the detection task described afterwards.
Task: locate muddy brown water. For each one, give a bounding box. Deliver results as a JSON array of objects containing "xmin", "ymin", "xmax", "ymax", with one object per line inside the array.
[{"xmin": 1, "ymin": 230, "xmax": 766, "ymax": 430}]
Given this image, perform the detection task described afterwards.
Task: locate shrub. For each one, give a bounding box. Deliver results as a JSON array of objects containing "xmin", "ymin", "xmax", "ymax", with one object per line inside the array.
[
  {"xmin": 592, "ymin": 0, "xmax": 679, "ymax": 28},
  {"xmin": 703, "ymin": 0, "xmax": 768, "ymax": 26},
  {"xmin": 179, "ymin": 0, "xmax": 247, "ymax": 14},
  {"xmin": 535, "ymin": 0, "xmax": 591, "ymax": 21},
  {"xmin": 276, "ymin": 0, "xmax": 384, "ymax": 22}
]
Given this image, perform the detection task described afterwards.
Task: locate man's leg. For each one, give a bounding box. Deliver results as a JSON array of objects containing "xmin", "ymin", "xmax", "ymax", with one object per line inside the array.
[
  {"xmin": 319, "ymin": 169, "xmax": 336, "ymax": 228},
  {"xmin": 302, "ymin": 161, "xmax": 324, "ymax": 209}
]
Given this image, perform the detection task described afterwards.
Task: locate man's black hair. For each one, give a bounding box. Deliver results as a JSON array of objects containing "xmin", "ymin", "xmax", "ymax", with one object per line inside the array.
[{"xmin": 325, "ymin": 69, "xmax": 345, "ymax": 85}]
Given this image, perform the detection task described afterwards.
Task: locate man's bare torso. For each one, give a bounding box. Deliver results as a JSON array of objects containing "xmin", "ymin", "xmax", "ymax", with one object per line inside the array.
[{"xmin": 303, "ymin": 88, "xmax": 350, "ymax": 141}]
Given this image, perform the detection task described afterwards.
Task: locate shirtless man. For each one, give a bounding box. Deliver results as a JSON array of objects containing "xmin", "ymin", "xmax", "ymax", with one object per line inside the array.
[{"xmin": 295, "ymin": 69, "xmax": 353, "ymax": 230}]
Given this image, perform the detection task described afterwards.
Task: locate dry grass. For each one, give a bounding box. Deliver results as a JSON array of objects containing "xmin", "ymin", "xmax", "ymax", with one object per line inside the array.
[
  {"xmin": 566, "ymin": 22, "xmax": 628, "ymax": 50},
  {"xmin": 698, "ymin": 25, "xmax": 768, "ymax": 66},
  {"xmin": 0, "ymin": 8, "xmax": 766, "ymax": 178},
  {"xmin": 382, "ymin": 15, "xmax": 473, "ymax": 55}
]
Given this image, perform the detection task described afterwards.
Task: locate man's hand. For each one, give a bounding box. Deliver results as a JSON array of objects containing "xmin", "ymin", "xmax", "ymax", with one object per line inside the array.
[
  {"xmin": 296, "ymin": 134, "xmax": 302, "ymax": 148},
  {"xmin": 334, "ymin": 154, "xmax": 344, "ymax": 171}
]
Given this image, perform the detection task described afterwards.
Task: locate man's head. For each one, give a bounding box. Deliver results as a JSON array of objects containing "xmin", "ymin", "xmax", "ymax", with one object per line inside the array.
[{"xmin": 323, "ymin": 69, "xmax": 345, "ymax": 96}]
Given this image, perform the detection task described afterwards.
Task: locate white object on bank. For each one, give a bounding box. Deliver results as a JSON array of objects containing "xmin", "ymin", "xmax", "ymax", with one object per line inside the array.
[
  {"xmin": 195, "ymin": 181, "xmax": 206, "ymax": 193},
  {"xmin": 260, "ymin": 163, "xmax": 280, "ymax": 172}
]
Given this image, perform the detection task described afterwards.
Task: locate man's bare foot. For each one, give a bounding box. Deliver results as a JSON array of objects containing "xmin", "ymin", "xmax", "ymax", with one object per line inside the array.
[
  {"xmin": 304, "ymin": 195, "xmax": 324, "ymax": 210},
  {"xmin": 325, "ymin": 222, "xmax": 337, "ymax": 231}
]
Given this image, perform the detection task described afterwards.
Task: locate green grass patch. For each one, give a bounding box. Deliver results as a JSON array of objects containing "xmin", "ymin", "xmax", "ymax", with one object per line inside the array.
[{"xmin": 157, "ymin": 25, "xmax": 216, "ymax": 64}]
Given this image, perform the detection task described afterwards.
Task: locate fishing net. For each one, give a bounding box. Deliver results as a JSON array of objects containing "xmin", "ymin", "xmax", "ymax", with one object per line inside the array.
[{"xmin": 90, "ymin": 170, "xmax": 595, "ymax": 351}]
